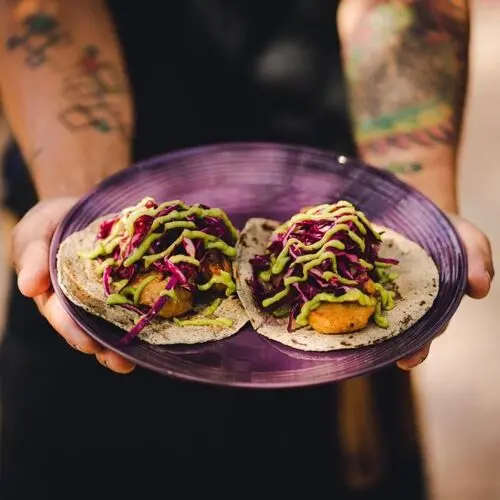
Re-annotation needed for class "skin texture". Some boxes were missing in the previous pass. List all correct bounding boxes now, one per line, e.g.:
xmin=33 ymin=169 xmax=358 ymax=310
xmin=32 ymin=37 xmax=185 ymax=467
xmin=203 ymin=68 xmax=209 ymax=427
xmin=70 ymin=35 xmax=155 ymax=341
xmin=0 ymin=0 xmax=132 ymax=199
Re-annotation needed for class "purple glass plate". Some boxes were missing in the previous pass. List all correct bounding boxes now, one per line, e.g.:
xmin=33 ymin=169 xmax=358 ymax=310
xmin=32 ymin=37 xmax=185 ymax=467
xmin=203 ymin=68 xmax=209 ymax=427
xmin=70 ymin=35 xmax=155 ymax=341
xmin=49 ymin=142 xmax=467 ymax=388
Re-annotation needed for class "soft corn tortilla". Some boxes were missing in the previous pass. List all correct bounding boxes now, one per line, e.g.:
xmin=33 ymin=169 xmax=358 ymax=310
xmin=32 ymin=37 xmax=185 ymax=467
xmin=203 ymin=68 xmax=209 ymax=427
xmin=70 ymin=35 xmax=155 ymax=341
xmin=56 ymin=216 xmax=248 ymax=345
xmin=235 ymin=218 xmax=439 ymax=352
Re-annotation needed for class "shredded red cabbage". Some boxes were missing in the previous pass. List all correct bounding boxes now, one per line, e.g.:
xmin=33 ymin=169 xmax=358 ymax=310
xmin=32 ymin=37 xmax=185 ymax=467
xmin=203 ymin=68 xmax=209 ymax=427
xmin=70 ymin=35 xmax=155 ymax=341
xmin=157 ymin=205 xmax=177 ymax=218
xmin=153 ymin=258 xmax=188 ymax=287
xmin=88 ymin=198 xmax=239 ymax=346
xmin=201 ymin=216 xmax=231 ymax=242
xmin=119 ymin=303 xmax=145 ymax=315
xmin=97 ymin=218 xmax=117 ymax=240
xmin=117 ymin=294 xmax=169 ymax=346
xmin=113 ymin=263 xmax=138 ymax=281
xmin=249 ymin=203 xmax=399 ymax=328
xmin=128 ymin=215 xmax=154 ymax=254
xmin=103 ymin=266 xmax=112 ymax=296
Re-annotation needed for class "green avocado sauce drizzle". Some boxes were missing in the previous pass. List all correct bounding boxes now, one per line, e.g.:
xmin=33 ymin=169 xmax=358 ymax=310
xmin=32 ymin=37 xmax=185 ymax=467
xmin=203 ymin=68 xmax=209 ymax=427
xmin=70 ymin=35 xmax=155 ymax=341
xmin=259 ymin=201 xmax=398 ymax=329
xmin=82 ymin=198 xmax=238 ymax=328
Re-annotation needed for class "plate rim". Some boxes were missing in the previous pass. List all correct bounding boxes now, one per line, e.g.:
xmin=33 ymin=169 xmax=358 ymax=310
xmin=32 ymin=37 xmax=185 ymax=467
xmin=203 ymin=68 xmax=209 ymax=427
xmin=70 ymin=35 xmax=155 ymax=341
xmin=49 ymin=141 xmax=469 ymax=388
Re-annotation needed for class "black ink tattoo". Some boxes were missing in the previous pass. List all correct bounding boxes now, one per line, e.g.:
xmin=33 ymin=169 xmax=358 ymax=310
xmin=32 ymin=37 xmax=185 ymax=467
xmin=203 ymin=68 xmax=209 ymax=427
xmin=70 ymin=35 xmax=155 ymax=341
xmin=59 ymin=45 xmax=129 ymax=138
xmin=6 ymin=12 xmax=69 ymax=68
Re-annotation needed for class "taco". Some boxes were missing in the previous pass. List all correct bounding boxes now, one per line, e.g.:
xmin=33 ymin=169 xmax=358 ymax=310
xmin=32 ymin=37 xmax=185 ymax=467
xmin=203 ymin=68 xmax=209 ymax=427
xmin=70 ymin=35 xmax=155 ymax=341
xmin=235 ymin=201 xmax=439 ymax=352
xmin=56 ymin=197 xmax=248 ymax=346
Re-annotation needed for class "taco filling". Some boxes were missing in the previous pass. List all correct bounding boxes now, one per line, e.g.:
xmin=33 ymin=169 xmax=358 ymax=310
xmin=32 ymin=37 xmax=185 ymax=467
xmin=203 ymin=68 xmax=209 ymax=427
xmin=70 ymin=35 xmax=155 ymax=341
xmin=248 ymin=201 xmax=400 ymax=335
xmin=76 ymin=197 xmax=242 ymax=345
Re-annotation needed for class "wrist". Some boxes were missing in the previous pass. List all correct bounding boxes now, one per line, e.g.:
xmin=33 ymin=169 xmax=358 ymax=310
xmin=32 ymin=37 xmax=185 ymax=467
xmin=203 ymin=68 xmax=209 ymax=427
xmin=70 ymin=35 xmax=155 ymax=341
xmin=28 ymin=143 xmax=130 ymax=200
xmin=359 ymin=147 xmax=459 ymax=214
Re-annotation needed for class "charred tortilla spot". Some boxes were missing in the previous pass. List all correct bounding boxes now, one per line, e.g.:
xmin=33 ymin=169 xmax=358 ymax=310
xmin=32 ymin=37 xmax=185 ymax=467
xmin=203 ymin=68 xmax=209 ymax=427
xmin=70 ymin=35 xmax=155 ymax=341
xmin=240 ymin=233 xmax=249 ymax=248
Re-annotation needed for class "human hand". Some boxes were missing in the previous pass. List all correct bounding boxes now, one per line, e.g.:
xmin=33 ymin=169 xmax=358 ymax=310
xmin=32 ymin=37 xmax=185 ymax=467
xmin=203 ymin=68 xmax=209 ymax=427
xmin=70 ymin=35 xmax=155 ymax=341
xmin=12 ymin=198 xmax=136 ymax=374
xmin=397 ymin=214 xmax=494 ymax=370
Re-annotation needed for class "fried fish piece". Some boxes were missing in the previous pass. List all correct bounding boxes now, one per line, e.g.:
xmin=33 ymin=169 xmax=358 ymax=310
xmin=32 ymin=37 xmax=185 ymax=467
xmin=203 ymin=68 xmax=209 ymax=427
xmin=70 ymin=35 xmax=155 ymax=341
xmin=308 ymin=279 xmax=377 ymax=335
xmin=133 ymin=274 xmax=193 ymax=318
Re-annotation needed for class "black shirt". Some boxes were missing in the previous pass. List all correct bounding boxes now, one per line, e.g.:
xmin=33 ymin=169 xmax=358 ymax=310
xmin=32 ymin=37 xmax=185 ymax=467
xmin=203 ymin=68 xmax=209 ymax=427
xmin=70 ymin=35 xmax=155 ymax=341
xmin=108 ymin=0 xmax=353 ymax=159
xmin=0 ymin=2 xmax=362 ymax=496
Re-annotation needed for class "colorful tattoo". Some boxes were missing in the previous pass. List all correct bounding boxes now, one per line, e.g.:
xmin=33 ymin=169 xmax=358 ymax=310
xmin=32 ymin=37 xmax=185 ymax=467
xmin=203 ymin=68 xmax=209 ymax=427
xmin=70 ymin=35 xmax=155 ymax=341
xmin=344 ymin=0 xmax=469 ymax=158
xmin=5 ymin=11 xmax=69 ymax=68
xmin=59 ymin=45 xmax=128 ymax=138
xmin=385 ymin=162 xmax=423 ymax=174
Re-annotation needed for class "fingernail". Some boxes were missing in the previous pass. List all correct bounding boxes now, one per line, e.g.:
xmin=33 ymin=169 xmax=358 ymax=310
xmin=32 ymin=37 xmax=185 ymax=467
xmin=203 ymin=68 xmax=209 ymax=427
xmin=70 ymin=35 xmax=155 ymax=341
xmin=416 ymin=353 xmax=429 ymax=366
xmin=96 ymin=356 xmax=108 ymax=368
xmin=485 ymin=269 xmax=493 ymax=283
xmin=411 ymin=350 xmax=430 ymax=369
xmin=399 ymin=350 xmax=430 ymax=370
xmin=67 ymin=342 xmax=81 ymax=352
xmin=68 ymin=342 xmax=92 ymax=354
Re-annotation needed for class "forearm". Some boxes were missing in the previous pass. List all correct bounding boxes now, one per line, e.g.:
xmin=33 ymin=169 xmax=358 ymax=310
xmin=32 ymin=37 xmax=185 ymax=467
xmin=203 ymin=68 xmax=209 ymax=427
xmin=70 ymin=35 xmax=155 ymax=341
xmin=0 ymin=0 xmax=133 ymax=199
xmin=340 ymin=0 xmax=470 ymax=213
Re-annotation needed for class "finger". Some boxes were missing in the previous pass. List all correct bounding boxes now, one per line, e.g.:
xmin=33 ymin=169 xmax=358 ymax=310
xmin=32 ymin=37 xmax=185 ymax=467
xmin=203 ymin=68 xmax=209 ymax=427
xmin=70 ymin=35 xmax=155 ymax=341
xmin=12 ymin=198 xmax=77 ymax=297
xmin=397 ymin=342 xmax=431 ymax=370
xmin=42 ymin=293 xmax=104 ymax=355
xmin=96 ymin=351 xmax=136 ymax=374
xmin=451 ymin=216 xmax=494 ymax=299
xmin=17 ymin=239 xmax=53 ymax=297
xmin=43 ymin=294 xmax=135 ymax=373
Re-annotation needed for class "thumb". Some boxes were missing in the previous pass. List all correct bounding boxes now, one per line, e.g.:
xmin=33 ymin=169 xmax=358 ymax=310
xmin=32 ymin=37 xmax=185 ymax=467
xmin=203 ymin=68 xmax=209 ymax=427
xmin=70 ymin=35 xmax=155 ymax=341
xmin=12 ymin=198 xmax=77 ymax=297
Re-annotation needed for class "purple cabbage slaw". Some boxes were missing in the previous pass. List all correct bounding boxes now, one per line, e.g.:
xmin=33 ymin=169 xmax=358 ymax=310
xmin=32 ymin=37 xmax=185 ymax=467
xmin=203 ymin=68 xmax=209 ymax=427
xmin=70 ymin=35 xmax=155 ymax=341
xmin=87 ymin=198 xmax=238 ymax=345
xmin=249 ymin=203 xmax=399 ymax=332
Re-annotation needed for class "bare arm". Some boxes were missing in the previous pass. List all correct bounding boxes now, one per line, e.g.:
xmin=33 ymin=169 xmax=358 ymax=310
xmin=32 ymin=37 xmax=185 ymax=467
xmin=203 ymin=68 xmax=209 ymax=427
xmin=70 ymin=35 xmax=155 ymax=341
xmin=0 ymin=0 xmax=133 ymax=199
xmin=339 ymin=0 xmax=470 ymax=212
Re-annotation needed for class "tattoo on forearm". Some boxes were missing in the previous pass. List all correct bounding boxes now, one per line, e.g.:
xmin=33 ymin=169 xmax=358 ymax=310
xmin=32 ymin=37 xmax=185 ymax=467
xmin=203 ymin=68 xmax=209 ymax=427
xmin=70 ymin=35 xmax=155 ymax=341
xmin=59 ymin=45 xmax=129 ymax=138
xmin=6 ymin=9 xmax=69 ymax=68
xmin=344 ymin=0 xmax=469 ymax=158
xmin=385 ymin=162 xmax=422 ymax=174
xmin=5 ymin=5 xmax=130 ymax=139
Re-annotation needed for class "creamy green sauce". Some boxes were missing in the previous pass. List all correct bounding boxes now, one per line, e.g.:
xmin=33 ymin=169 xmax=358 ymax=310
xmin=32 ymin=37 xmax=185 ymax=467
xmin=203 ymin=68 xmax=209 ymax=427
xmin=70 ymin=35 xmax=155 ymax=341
xmin=198 ymin=270 xmax=236 ymax=297
xmin=295 ymin=289 xmax=377 ymax=327
xmin=257 ymin=201 xmax=397 ymax=329
xmin=83 ymin=198 xmax=238 ymax=317
xmin=142 ymin=230 xmax=236 ymax=269
xmin=159 ymin=289 xmax=178 ymax=300
xmin=203 ymin=298 xmax=223 ymax=316
xmin=133 ymin=275 xmax=157 ymax=304
xmin=106 ymin=293 xmax=132 ymax=305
